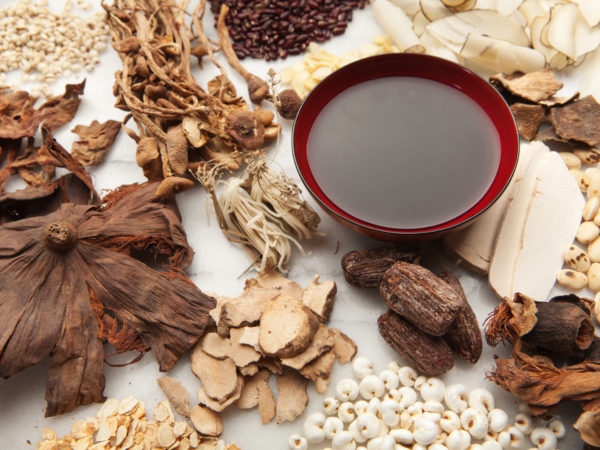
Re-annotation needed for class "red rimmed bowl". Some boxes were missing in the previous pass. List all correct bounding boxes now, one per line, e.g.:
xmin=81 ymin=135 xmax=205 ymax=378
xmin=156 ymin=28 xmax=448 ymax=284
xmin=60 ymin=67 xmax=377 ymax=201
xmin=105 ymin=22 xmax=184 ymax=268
xmin=292 ymin=53 xmax=519 ymax=241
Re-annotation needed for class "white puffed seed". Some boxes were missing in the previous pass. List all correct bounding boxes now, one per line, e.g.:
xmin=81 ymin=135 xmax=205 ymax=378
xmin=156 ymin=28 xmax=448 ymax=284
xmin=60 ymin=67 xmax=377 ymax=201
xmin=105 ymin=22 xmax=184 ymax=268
xmin=423 ymin=401 xmax=445 ymax=414
xmin=488 ymin=408 xmax=509 ymax=433
xmin=555 ymin=268 xmax=588 ymax=290
xmin=547 ymin=418 xmax=566 ymax=439
xmin=589 ymin=263 xmax=600 ymax=291
xmin=440 ymin=410 xmax=461 ymax=433
xmin=359 ymin=375 xmax=386 ymax=400
xmin=444 ymin=384 xmax=469 ymax=413
xmin=578 ymin=221 xmax=600 ymax=244
xmin=588 ymin=175 xmax=600 ymax=198
xmin=397 ymin=387 xmax=418 ymax=409
xmin=460 ymin=408 xmax=489 ymax=440
xmin=530 ymin=427 xmax=557 ymax=450
xmin=354 ymin=400 xmax=369 ymax=416
xmin=559 ymin=151 xmax=581 ymax=170
xmin=338 ymin=402 xmax=356 ymax=423
xmin=446 ymin=429 xmax=471 ymax=450
xmin=324 ymin=416 xmax=345 ymax=440
xmin=337 ymin=378 xmax=360 ymax=402
xmin=584 ymin=197 xmax=600 ymax=221
xmin=367 ymin=398 xmax=381 ymax=416
xmin=352 ymin=357 xmax=375 ymax=380
xmin=388 ymin=428 xmax=412 ymax=445
xmin=324 ymin=397 xmax=340 ymax=415
xmin=397 ymin=366 xmax=418 ymax=387
xmin=378 ymin=370 xmax=400 ymax=391
xmin=412 ymin=417 xmax=440 ymax=446
xmin=368 ymin=435 xmax=395 ymax=450
xmin=332 ymin=430 xmax=356 ymax=450
xmin=420 ymin=378 xmax=445 ymax=403
xmin=468 ymin=388 xmax=494 ymax=413
xmin=563 ymin=245 xmax=592 ymax=272
xmin=356 ymin=413 xmax=381 ymax=439
xmin=589 ymin=236 xmax=600 ymax=262
xmin=348 ymin=419 xmax=367 ymax=444
xmin=498 ymin=426 xmax=525 ymax=449
xmin=513 ymin=413 xmax=533 ymax=435
xmin=379 ymin=399 xmax=401 ymax=427
xmin=288 ymin=434 xmax=308 ymax=449
xmin=386 ymin=361 xmax=401 ymax=373
xmin=480 ymin=440 xmax=502 ymax=450
xmin=428 ymin=444 xmax=448 ymax=450
xmin=303 ymin=412 xmax=326 ymax=443
xmin=422 ymin=411 xmax=441 ymax=423
xmin=414 ymin=376 xmax=427 ymax=391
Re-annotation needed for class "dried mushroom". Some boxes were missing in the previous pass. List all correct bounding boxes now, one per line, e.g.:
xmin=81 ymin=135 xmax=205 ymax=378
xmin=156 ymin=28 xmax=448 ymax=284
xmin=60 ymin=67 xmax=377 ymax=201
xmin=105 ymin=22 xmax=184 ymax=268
xmin=0 ymin=181 xmax=215 ymax=416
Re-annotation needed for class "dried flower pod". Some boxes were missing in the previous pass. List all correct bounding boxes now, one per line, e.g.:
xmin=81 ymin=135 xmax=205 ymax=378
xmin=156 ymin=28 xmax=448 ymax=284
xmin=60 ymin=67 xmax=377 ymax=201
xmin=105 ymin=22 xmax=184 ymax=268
xmin=156 ymin=176 xmax=195 ymax=198
xmin=341 ymin=247 xmax=421 ymax=288
xmin=277 ymin=89 xmax=302 ymax=120
xmin=378 ymin=309 xmax=454 ymax=376
xmin=226 ymin=110 xmax=265 ymax=150
xmin=166 ymin=125 xmax=189 ymax=176
xmin=380 ymin=262 xmax=461 ymax=336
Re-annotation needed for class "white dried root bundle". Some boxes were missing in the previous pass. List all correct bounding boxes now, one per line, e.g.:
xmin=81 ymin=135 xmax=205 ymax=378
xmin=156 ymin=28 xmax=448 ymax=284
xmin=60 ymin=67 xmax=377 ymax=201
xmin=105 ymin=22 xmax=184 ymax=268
xmin=204 ymin=160 xmax=320 ymax=273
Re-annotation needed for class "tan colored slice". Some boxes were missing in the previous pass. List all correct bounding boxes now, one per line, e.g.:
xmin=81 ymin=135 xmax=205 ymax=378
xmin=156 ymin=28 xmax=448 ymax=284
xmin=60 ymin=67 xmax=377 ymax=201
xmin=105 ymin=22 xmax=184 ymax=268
xmin=197 ymin=376 xmax=243 ymax=412
xmin=275 ymin=372 xmax=309 ymax=423
xmin=228 ymin=327 xmax=262 ymax=367
xmin=236 ymin=370 xmax=271 ymax=410
xmin=301 ymin=275 xmax=337 ymax=322
xmin=280 ymin=324 xmax=334 ymax=370
xmin=191 ymin=346 xmax=238 ymax=402
xmin=330 ymin=328 xmax=357 ymax=364
xmin=189 ymin=405 xmax=222 ymax=436
xmin=157 ymin=376 xmax=191 ymax=418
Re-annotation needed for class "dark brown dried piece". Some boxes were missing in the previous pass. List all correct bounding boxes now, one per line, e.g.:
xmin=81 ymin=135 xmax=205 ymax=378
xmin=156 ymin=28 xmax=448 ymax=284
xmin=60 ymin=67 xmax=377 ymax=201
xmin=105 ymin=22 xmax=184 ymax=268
xmin=341 ymin=246 xmax=421 ymax=288
xmin=380 ymin=262 xmax=461 ymax=336
xmin=551 ymin=95 xmax=600 ymax=147
xmin=438 ymin=272 xmax=482 ymax=363
xmin=378 ymin=310 xmax=454 ymax=376
xmin=509 ymin=103 xmax=546 ymax=141
xmin=71 ymin=119 xmax=121 ymax=166
xmin=490 ymin=70 xmax=563 ymax=103
xmin=585 ymin=337 xmax=600 ymax=362
xmin=226 ymin=110 xmax=265 ymax=150
xmin=166 ymin=124 xmax=189 ymax=176
xmin=277 ymin=89 xmax=302 ymax=120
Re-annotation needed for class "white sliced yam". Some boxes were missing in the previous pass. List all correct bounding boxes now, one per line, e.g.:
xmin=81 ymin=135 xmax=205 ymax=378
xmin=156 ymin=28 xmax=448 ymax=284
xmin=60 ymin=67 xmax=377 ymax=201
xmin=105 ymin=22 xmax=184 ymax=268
xmin=442 ymin=0 xmax=467 ymax=6
xmin=372 ymin=0 xmax=424 ymax=52
xmin=574 ymin=12 xmax=600 ymax=59
xmin=548 ymin=52 xmax=571 ymax=70
xmin=578 ymin=46 xmax=600 ymax=102
xmin=390 ymin=0 xmax=421 ymax=18
xmin=489 ymin=141 xmax=550 ymax=300
xmin=426 ymin=19 xmax=468 ymax=53
xmin=475 ymin=0 xmax=523 ymax=16
xmin=512 ymin=152 xmax=585 ymax=300
xmin=443 ymin=139 xmax=542 ymax=275
xmin=546 ymin=3 xmax=578 ymax=59
xmin=420 ymin=30 xmax=461 ymax=62
xmin=420 ymin=0 xmax=452 ymax=21
xmin=572 ymin=0 xmax=600 ymax=27
xmin=518 ymin=0 xmax=548 ymax=26
xmin=530 ymin=15 xmax=559 ymax=63
xmin=412 ymin=10 xmax=430 ymax=37
xmin=461 ymin=34 xmax=546 ymax=74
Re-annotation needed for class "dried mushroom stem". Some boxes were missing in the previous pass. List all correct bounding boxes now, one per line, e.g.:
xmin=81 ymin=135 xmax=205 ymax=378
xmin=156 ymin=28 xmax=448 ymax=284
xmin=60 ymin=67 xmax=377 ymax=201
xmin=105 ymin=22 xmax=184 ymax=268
xmin=217 ymin=4 xmax=269 ymax=104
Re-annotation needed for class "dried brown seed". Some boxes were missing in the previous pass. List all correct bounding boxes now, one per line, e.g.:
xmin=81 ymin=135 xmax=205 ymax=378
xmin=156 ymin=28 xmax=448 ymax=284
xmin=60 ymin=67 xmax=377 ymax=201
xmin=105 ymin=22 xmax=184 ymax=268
xmin=380 ymin=261 xmax=461 ymax=336
xmin=378 ymin=309 xmax=454 ymax=376
xmin=341 ymin=247 xmax=421 ymax=288
xmin=155 ymin=176 xmax=195 ymax=198
xmin=166 ymin=124 xmax=189 ymax=176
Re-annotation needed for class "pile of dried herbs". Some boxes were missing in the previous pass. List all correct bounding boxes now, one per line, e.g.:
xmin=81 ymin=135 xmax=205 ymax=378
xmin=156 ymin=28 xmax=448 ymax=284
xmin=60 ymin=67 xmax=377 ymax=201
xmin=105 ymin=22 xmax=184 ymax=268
xmin=485 ymin=293 xmax=600 ymax=447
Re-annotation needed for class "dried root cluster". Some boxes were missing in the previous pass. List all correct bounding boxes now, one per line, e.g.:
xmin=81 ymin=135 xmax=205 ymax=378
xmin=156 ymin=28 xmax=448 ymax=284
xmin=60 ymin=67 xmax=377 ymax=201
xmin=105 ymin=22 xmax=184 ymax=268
xmin=186 ymin=271 xmax=356 ymax=426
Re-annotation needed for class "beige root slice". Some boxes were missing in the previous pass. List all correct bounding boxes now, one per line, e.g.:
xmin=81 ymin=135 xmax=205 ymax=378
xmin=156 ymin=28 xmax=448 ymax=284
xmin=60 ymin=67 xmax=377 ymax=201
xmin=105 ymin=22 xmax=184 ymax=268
xmin=189 ymin=404 xmax=223 ymax=437
xmin=280 ymin=324 xmax=335 ymax=371
xmin=201 ymin=332 xmax=231 ymax=359
xmin=301 ymin=274 xmax=337 ymax=322
xmin=331 ymin=328 xmax=358 ymax=364
xmin=229 ymin=327 xmax=262 ymax=367
xmin=237 ymin=326 xmax=260 ymax=352
xmin=256 ymin=270 xmax=303 ymax=299
xmin=275 ymin=371 xmax=309 ymax=423
xmin=236 ymin=370 xmax=271 ymax=410
xmin=157 ymin=376 xmax=191 ymax=418
xmin=197 ymin=375 xmax=244 ymax=413
xmin=239 ymin=363 xmax=259 ymax=377
xmin=191 ymin=346 xmax=238 ymax=402
xmin=300 ymin=350 xmax=336 ymax=394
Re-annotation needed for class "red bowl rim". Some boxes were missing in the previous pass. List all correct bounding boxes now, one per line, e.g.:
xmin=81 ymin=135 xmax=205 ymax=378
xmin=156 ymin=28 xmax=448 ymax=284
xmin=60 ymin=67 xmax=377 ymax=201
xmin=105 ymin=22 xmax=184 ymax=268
xmin=292 ymin=53 xmax=519 ymax=236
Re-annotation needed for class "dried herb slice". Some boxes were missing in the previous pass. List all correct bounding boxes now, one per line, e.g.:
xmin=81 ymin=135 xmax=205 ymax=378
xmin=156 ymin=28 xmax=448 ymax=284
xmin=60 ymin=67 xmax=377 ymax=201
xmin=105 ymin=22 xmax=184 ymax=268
xmin=510 ymin=103 xmax=546 ymax=141
xmin=71 ymin=119 xmax=121 ymax=166
xmin=551 ymin=95 xmax=600 ymax=147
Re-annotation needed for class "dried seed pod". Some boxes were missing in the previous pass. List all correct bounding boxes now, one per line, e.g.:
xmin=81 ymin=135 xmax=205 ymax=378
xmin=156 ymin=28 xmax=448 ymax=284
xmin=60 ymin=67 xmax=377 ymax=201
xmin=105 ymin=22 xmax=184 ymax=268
xmin=380 ymin=262 xmax=462 ymax=336
xmin=341 ymin=247 xmax=421 ymax=288
xmin=438 ymin=272 xmax=482 ymax=364
xmin=277 ymin=89 xmax=302 ymax=120
xmin=378 ymin=309 xmax=454 ymax=376
xmin=166 ymin=125 xmax=189 ymax=176
xmin=226 ymin=110 xmax=265 ymax=150
xmin=156 ymin=176 xmax=195 ymax=198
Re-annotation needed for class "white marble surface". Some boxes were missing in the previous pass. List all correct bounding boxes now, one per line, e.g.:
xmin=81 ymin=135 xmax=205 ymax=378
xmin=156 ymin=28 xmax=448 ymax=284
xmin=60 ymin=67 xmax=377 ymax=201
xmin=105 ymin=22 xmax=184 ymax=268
xmin=0 ymin=1 xmax=592 ymax=449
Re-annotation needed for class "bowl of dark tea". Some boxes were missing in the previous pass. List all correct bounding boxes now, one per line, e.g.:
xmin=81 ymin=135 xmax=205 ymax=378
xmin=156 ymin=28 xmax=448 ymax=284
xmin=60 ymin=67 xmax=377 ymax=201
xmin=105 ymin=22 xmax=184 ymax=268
xmin=292 ymin=53 xmax=519 ymax=241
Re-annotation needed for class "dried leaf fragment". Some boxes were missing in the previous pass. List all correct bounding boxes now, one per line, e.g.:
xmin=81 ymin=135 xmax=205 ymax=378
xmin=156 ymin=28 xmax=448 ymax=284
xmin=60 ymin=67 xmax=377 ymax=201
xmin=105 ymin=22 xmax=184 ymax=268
xmin=275 ymin=371 xmax=308 ymax=423
xmin=70 ymin=119 xmax=121 ymax=166
xmin=157 ymin=376 xmax=191 ymax=418
xmin=190 ymin=405 xmax=222 ymax=437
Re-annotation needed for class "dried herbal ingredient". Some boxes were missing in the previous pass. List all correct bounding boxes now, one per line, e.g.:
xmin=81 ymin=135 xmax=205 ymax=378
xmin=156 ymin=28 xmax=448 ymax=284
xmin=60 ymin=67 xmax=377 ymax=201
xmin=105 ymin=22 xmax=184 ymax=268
xmin=70 ymin=119 xmax=121 ymax=166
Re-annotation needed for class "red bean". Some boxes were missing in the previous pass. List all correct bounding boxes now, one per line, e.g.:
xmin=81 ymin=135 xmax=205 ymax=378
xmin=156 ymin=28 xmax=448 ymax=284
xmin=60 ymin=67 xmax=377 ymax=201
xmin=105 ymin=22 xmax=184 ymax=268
xmin=209 ymin=0 xmax=365 ymax=60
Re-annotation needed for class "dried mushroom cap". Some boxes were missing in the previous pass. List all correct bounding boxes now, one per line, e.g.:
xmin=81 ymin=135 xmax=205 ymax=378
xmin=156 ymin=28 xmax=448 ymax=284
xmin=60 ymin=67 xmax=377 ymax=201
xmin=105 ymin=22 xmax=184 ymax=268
xmin=277 ymin=89 xmax=302 ymax=120
xmin=226 ymin=110 xmax=265 ymax=150
xmin=190 ymin=405 xmax=223 ymax=437
xmin=275 ymin=371 xmax=309 ymax=423
xmin=156 ymin=176 xmax=195 ymax=198
xmin=551 ymin=95 xmax=600 ymax=147
xmin=157 ymin=376 xmax=191 ymax=418
xmin=509 ymin=103 xmax=546 ymax=141
xmin=182 ymin=116 xmax=209 ymax=148
xmin=490 ymin=69 xmax=563 ymax=103
xmin=166 ymin=124 xmax=189 ymax=176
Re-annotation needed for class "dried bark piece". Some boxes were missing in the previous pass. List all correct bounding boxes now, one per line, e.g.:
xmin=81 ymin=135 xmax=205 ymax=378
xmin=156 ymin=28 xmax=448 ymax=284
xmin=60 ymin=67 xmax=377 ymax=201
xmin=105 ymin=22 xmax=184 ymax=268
xmin=256 ymin=270 xmax=303 ymax=299
xmin=70 ymin=119 xmax=121 ymax=166
xmin=228 ymin=327 xmax=261 ymax=367
xmin=536 ymin=123 xmax=571 ymax=143
xmin=380 ymin=262 xmax=461 ymax=336
xmin=301 ymin=274 xmax=336 ymax=322
xmin=166 ymin=124 xmax=189 ymax=176
xmin=197 ymin=375 xmax=244 ymax=413
xmin=551 ymin=96 xmax=600 ymax=147
xmin=236 ymin=370 xmax=270 ymax=410
xmin=378 ymin=310 xmax=454 ymax=376
xmin=509 ymin=103 xmax=546 ymax=141
xmin=191 ymin=346 xmax=238 ymax=402
xmin=341 ymin=247 xmax=421 ymax=288
xmin=275 ymin=371 xmax=309 ymax=423
xmin=259 ymin=295 xmax=319 ymax=358
xmin=330 ymin=328 xmax=357 ymax=364
xmin=201 ymin=332 xmax=231 ymax=359
xmin=299 ymin=350 xmax=336 ymax=394
xmin=490 ymin=70 xmax=563 ymax=103
xmin=189 ymin=405 xmax=222 ymax=437
xmin=574 ymin=411 xmax=600 ymax=447
xmin=439 ymin=272 xmax=482 ymax=364
xmin=157 ymin=376 xmax=190 ymax=418
xmin=280 ymin=324 xmax=334 ymax=370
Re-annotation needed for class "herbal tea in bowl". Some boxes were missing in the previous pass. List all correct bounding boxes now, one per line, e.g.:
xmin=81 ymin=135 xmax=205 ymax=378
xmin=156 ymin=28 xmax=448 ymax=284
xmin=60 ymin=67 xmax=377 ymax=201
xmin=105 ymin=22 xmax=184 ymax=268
xmin=292 ymin=53 xmax=519 ymax=241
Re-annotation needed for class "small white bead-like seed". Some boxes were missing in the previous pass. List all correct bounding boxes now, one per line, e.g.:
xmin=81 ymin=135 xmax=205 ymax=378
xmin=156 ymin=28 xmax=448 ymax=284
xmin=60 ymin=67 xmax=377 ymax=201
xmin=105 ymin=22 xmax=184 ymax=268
xmin=386 ymin=361 xmax=401 ymax=373
xmin=352 ymin=356 xmax=375 ymax=380
xmin=412 ymin=417 xmax=440 ymax=446
xmin=338 ymin=402 xmax=356 ymax=423
xmin=378 ymin=369 xmax=400 ymax=391
xmin=498 ymin=426 xmax=525 ymax=449
xmin=356 ymin=413 xmax=380 ymax=439
xmin=513 ymin=412 xmax=533 ymax=434
xmin=359 ymin=375 xmax=386 ymax=400
xmin=589 ymin=236 xmax=600 ymax=262
xmin=460 ymin=408 xmax=489 ymax=440
xmin=303 ymin=412 xmax=326 ymax=443
xmin=584 ymin=197 xmax=600 ymax=221
xmin=354 ymin=400 xmax=369 ymax=416
xmin=379 ymin=399 xmax=400 ymax=427
xmin=547 ymin=418 xmax=565 ymax=438
xmin=288 ymin=434 xmax=308 ymax=449
xmin=488 ymin=408 xmax=509 ymax=433
xmin=480 ymin=440 xmax=502 ymax=450
xmin=323 ymin=397 xmax=340 ymax=415
xmin=414 ymin=376 xmax=427 ymax=391
xmin=389 ymin=428 xmax=413 ymax=445
xmin=446 ymin=428 xmax=470 ymax=450
xmin=428 ymin=444 xmax=448 ymax=450
xmin=555 ymin=268 xmax=588 ymax=290
xmin=563 ymin=245 xmax=592 ymax=272
xmin=348 ymin=419 xmax=367 ymax=444
xmin=440 ymin=410 xmax=461 ymax=433
xmin=397 ymin=387 xmax=418 ymax=409
xmin=468 ymin=388 xmax=494 ymax=413
xmin=530 ymin=427 xmax=557 ymax=450
xmin=423 ymin=401 xmax=445 ymax=414
xmin=444 ymin=384 xmax=469 ymax=413
xmin=331 ymin=430 xmax=356 ymax=450
xmin=422 ymin=411 xmax=441 ymax=423
xmin=367 ymin=397 xmax=381 ymax=416
xmin=589 ymin=263 xmax=600 ymax=291
xmin=577 ymin=221 xmax=600 ymax=244
xmin=336 ymin=378 xmax=360 ymax=402
xmin=324 ymin=416 xmax=344 ymax=440
xmin=421 ymin=378 xmax=445 ymax=403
